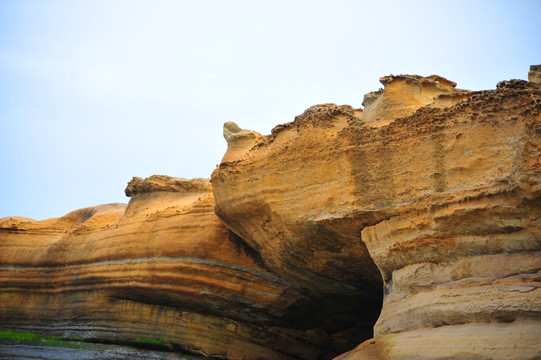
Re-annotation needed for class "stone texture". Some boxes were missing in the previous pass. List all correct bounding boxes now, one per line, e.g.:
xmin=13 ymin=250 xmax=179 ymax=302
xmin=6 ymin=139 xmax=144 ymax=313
xmin=361 ymin=74 xmax=471 ymax=127
xmin=211 ymin=74 xmax=472 ymax=296
xmin=124 ymin=175 xmax=212 ymax=196
xmin=0 ymin=176 xmax=373 ymax=359
xmin=529 ymin=64 xmax=541 ymax=84
xmin=335 ymin=321 xmax=541 ymax=360
xmin=339 ymin=80 xmax=541 ymax=358
xmin=1 ymin=70 xmax=540 ymax=359
xmin=221 ymin=121 xmax=263 ymax=163
xmin=211 ymin=76 xmax=541 ymax=359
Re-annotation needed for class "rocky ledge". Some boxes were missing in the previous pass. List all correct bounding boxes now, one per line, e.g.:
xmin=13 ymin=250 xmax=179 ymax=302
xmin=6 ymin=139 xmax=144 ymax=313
xmin=125 ymin=175 xmax=212 ymax=196
xmin=1 ymin=69 xmax=540 ymax=359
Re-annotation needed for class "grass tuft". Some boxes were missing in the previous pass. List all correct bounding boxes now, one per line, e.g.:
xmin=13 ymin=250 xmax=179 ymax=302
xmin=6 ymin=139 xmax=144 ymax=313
xmin=134 ymin=337 xmax=164 ymax=346
xmin=0 ymin=330 xmax=38 ymax=341
xmin=0 ymin=330 xmax=85 ymax=349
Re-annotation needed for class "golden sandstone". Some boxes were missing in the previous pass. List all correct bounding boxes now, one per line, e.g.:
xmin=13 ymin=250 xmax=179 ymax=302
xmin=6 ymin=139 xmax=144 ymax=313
xmin=1 ymin=70 xmax=540 ymax=359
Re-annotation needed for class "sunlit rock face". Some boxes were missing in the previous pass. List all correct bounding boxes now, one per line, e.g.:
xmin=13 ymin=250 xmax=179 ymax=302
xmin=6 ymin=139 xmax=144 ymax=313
xmin=0 ymin=176 xmax=378 ymax=359
xmin=529 ymin=64 xmax=541 ymax=84
xmin=334 ymin=79 xmax=541 ymax=359
xmin=1 ymin=72 xmax=540 ymax=360
xmin=212 ymin=75 xmax=469 ymax=293
xmin=212 ymin=76 xmax=541 ymax=359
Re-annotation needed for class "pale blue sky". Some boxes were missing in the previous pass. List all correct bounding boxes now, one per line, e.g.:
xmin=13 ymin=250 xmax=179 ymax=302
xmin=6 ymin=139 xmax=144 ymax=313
xmin=1 ymin=0 xmax=540 ymax=220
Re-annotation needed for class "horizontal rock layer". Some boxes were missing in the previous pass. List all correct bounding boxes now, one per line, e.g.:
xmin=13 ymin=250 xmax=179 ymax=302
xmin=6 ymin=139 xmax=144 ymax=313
xmin=1 ymin=72 xmax=540 ymax=359
xmin=0 ymin=177 xmax=374 ymax=359
xmin=211 ymin=77 xmax=541 ymax=359
xmin=337 ymin=80 xmax=541 ymax=358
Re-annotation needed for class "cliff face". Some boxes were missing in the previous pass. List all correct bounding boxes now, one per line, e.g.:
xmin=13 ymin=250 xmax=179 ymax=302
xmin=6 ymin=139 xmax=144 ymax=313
xmin=212 ymin=76 xmax=541 ymax=359
xmin=211 ymin=75 xmax=470 ymax=293
xmin=328 ymin=79 xmax=541 ymax=359
xmin=0 ymin=176 xmax=375 ymax=359
xmin=1 ymin=71 xmax=540 ymax=360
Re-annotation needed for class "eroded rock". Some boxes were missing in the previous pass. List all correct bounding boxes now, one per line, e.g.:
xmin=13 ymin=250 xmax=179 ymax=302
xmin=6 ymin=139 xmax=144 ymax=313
xmin=336 ymin=79 xmax=541 ymax=359
xmin=360 ymin=74 xmax=471 ymax=127
xmin=125 ymin=175 xmax=211 ymax=197
xmin=221 ymin=122 xmax=263 ymax=163
xmin=212 ymin=76 xmax=541 ymax=359
xmin=529 ymin=64 xmax=541 ymax=84
xmin=0 ymin=176 xmax=373 ymax=359
xmin=1 ymin=71 xmax=540 ymax=359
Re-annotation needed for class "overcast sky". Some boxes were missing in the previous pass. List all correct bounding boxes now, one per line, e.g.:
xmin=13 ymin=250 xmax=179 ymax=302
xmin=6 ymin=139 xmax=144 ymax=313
xmin=1 ymin=0 xmax=540 ymax=220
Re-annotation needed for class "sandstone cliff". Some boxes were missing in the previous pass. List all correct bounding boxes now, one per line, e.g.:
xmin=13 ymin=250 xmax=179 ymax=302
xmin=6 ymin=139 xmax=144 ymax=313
xmin=0 ymin=176 xmax=375 ymax=359
xmin=212 ymin=75 xmax=541 ymax=359
xmin=1 ymin=70 xmax=540 ymax=359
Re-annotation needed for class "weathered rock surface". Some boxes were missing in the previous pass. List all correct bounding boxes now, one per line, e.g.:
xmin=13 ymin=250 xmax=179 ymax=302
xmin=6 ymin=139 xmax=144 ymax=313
xmin=1 ymin=70 xmax=540 ymax=359
xmin=212 ymin=75 xmax=541 ymax=359
xmin=211 ymin=74 xmax=471 ymax=298
xmin=361 ymin=74 xmax=471 ymax=127
xmin=0 ymin=343 xmax=203 ymax=360
xmin=0 ymin=176 xmax=373 ymax=359
xmin=334 ymin=77 xmax=541 ymax=360
xmin=529 ymin=64 xmax=541 ymax=84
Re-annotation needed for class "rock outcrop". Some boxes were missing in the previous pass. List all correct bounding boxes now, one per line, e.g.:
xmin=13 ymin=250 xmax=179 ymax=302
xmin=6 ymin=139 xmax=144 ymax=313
xmin=361 ymin=74 xmax=471 ymax=127
xmin=529 ymin=65 xmax=541 ymax=84
xmin=212 ymin=75 xmax=541 ymax=359
xmin=333 ymin=79 xmax=541 ymax=359
xmin=124 ymin=175 xmax=212 ymax=196
xmin=1 ymin=69 xmax=540 ymax=359
xmin=0 ymin=176 xmax=376 ymax=359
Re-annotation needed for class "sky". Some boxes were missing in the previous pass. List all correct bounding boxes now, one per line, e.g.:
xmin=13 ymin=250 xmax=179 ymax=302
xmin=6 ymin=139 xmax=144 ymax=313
xmin=1 ymin=0 xmax=540 ymax=220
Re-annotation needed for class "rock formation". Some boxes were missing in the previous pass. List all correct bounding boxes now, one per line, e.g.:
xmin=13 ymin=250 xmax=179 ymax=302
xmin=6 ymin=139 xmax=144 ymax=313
xmin=0 ymin=175 xmax=377 ymax=359
xmin=529 ymin=65 xmax=541 ymax=84
xmin=328 ymin=79 xmax=541 ymax=359
xmin=212 ymin=75 xmax=541 ymax=359
xmin=1 ymin=69 xmax=540 ymax=359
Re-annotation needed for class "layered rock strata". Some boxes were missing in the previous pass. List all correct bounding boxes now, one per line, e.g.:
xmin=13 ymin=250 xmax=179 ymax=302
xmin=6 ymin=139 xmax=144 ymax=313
xmin=0 ymin=176 xmax=375 ymax=359
xmin=212 ymin=76 xmax=541 ymax=359
xmin=211 ymin=74 xmax=471 ymax=300
xmin=1 ymin=71 xmax=540 ymax=359
xmin=336 ymin=79 xmax=541 ymax=360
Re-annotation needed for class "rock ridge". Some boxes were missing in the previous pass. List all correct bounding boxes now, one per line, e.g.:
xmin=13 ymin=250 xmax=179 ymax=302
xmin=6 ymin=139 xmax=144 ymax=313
xmin=125 ymin=175 xmax=211 ymax=197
